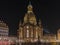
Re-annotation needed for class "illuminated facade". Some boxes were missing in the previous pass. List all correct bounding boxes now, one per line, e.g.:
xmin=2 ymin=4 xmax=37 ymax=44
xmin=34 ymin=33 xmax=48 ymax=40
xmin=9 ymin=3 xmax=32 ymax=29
xmin=18 ymin=2 xmax=43 ymax=42
xmin=0 ymin=20 xmax=17 ymax=45
xmin=0 ymin=20 xmax=9 ymax=36
xmin=43 ymin=34 xmax=56 ymax=42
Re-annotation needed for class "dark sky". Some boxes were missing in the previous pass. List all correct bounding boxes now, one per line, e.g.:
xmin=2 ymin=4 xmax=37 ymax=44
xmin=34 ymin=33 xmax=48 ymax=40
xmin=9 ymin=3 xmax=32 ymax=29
xmin=0 ymin=0 xmax=59 ymax=36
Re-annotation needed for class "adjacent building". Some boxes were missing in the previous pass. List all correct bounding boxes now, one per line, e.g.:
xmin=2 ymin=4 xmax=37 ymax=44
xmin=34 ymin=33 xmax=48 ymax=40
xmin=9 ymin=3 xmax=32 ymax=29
xmin=0 ymin=20 xmax=9 ymax=36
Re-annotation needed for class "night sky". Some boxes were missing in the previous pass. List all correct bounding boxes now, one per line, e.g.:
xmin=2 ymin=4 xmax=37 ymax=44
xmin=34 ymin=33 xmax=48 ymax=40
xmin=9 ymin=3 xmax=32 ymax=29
xmin=0 ymin=0 xmax=59 ymax=36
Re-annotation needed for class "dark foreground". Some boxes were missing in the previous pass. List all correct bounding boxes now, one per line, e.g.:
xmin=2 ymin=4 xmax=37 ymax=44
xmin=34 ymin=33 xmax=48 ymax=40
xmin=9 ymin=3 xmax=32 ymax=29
xmin=11 ymin=42 xmax=60 ymax=45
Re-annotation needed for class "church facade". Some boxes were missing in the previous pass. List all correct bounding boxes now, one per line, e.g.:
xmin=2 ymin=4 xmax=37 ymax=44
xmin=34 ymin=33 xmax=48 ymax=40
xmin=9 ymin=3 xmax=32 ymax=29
xmin=18 ymin=2 xmax=43 ymax=43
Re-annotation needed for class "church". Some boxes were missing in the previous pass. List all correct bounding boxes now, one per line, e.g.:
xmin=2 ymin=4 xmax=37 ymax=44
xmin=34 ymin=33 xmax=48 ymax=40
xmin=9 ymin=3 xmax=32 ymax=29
xmin=18 ymin=1 xmax=43 ymax=43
